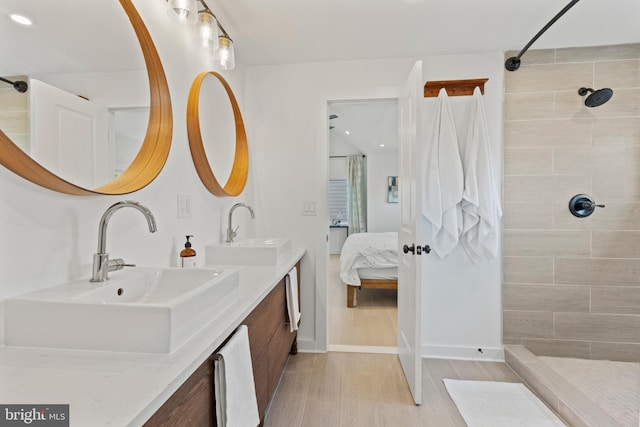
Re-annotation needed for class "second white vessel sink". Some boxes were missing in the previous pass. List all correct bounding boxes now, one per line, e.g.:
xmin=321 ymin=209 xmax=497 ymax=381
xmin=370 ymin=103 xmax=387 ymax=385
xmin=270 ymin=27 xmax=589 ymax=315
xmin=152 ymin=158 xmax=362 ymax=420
xmin=3 ymin=267 xmax=239 ymax=353
xmin=206 ymin=238 xmax=292 ymax=266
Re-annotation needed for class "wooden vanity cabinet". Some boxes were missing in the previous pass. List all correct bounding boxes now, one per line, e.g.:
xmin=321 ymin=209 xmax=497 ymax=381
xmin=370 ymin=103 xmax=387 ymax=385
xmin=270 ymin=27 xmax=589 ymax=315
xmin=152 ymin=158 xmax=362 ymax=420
xmin=144 ymin=262 xmax=300 ymax=427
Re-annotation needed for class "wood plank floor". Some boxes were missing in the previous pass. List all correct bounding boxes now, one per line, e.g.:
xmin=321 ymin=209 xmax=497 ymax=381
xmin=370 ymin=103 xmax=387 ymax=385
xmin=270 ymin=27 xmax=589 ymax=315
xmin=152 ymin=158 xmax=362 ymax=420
xmin=328 ymin=255 xmax=397 ymax=347
xmin=264 ymin=352 xmax=525 ymax=427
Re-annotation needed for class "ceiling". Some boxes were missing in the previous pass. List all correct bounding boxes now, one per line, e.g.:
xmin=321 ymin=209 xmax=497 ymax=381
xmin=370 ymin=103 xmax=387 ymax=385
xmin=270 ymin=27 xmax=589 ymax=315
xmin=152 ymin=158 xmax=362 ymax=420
xmin=329 ymin=101 xmax=398 ymax=156
xmin=1 ymin=0 xmax=639 ymax=76
xmin=217 ymin=0 xmax=640 ymax=66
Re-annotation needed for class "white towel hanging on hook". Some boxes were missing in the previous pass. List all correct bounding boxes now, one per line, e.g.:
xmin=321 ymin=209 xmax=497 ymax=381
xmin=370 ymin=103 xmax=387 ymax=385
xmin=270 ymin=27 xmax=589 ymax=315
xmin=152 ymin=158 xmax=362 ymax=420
xmin=421 ymin=88 xmax=464 ymax=257
xmin=459 ymin=86 xmax=502 ymax=263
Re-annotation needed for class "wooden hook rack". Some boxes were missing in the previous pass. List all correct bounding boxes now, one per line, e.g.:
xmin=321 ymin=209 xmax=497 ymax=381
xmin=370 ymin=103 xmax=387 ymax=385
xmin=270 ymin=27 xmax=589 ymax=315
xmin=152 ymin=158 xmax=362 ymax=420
xmin=424 ymin=78 xmax=489 ymax=98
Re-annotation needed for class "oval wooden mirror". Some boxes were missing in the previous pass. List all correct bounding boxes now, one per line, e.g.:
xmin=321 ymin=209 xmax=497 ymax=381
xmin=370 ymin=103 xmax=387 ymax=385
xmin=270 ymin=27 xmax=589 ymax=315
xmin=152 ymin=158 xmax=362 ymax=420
xmin=0 ymin=0 xmax=172 ymax=195
xmin=187 ymin=71 xmax=248 ymax=197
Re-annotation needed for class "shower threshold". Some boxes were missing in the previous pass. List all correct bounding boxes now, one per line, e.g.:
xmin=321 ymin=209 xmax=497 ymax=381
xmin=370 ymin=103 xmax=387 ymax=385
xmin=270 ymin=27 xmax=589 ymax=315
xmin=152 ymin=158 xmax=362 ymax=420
xmin=504 ymin=345 xmax=633 ymax=427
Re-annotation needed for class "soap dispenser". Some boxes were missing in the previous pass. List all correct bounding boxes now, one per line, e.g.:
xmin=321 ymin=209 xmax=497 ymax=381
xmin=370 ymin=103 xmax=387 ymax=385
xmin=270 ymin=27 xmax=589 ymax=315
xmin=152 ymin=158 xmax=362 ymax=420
xmin=180 ymin=235 xmax=197 ymax=268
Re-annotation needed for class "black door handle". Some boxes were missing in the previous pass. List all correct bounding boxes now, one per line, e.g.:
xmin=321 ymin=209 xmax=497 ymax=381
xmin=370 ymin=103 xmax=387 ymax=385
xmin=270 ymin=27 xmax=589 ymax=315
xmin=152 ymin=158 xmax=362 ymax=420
xmin=403 ymin=244 xmax=431 ymax=255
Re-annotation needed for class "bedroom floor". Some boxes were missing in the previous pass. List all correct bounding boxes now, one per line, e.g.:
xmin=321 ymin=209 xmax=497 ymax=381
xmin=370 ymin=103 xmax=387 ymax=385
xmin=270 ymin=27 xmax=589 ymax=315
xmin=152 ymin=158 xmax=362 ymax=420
xmin=264 ymin=353 xmax=530 ymax=427
xmin=328 ymin=255 xmax=397 ymax=348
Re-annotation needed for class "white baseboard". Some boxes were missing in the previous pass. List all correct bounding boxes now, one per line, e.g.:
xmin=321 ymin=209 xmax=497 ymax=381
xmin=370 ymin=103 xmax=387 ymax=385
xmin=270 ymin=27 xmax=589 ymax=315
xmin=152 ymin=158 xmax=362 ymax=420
xmin=296 ymin=338 xmax=325 ymax=353
xmin=422 ymin=344 xmax=504 ymax=362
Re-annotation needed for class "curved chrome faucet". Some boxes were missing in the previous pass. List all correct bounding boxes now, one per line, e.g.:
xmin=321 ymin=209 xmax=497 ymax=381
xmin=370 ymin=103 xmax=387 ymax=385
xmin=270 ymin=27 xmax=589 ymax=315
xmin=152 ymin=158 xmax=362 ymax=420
xmin=226 ymin=203 xmax=255 ymax=243
xmin=91 ymin=201 xmax=157 ymax=282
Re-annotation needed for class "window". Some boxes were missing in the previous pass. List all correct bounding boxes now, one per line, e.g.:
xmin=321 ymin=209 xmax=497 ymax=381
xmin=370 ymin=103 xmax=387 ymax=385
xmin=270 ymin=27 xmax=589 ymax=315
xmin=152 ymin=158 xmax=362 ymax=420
xmin=329 ymin=179 xmax=347 ymax=224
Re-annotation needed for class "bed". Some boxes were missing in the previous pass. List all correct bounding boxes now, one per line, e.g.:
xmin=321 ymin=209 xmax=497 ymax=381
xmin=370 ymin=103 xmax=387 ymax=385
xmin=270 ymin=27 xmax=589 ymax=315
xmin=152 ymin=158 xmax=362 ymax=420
xmin=339 ymin=232 xmax=399 ymax=307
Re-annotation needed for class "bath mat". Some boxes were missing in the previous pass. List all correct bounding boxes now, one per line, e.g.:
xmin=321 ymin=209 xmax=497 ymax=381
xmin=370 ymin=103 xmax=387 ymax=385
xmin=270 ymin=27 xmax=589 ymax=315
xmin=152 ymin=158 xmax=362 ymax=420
xmin=443 ymin=379 xmax=566 ymax=427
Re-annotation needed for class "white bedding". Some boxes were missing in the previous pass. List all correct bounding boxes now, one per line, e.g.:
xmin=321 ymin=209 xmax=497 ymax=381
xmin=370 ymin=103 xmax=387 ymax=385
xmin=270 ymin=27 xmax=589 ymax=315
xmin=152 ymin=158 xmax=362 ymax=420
xmin=339 ymin=232 xmax=399 ymax=286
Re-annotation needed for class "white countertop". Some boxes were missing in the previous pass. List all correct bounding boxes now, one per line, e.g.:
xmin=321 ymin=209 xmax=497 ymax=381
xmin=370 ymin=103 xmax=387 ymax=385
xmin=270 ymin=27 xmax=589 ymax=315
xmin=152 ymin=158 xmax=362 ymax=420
xmin=0 ymin=247 xmax=305 ymax=426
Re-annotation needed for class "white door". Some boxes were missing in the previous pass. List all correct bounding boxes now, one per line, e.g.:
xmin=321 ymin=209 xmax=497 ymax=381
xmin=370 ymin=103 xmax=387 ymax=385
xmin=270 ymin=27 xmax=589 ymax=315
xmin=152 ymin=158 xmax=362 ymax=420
xmin=397 ymin=61 xmax=425 ymax=405
xmin=30 ymin=79 xmax=109 ymax=188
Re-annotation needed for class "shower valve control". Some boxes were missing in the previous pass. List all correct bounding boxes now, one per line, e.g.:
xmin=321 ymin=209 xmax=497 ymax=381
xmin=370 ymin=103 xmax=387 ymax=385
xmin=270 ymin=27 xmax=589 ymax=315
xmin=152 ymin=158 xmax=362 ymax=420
xmin=569 ymin=194 xmax=605 ymax=218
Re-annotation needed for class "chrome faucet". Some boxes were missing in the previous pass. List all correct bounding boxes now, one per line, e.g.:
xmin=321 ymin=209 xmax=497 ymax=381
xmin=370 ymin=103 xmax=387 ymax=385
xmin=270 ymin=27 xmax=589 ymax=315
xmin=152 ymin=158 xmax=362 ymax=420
xmin=226 ymin=203 xmax=255 ymax=243
xmin=91 ymin=201 xmax=157 ymax=282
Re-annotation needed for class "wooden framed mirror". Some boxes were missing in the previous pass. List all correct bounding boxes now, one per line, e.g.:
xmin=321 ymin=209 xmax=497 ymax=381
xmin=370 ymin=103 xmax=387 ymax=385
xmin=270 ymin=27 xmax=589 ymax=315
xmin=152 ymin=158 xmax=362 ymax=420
xmin=0 ymin=0 xmax=172 ymax=195
xmin=186 ymin=71 xmax=248 ymax=197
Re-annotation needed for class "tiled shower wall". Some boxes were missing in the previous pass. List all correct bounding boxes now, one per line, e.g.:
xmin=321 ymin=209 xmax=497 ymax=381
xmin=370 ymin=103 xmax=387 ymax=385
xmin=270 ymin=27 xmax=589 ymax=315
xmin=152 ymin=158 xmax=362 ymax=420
xmin=0 ymin=75 xmax=29 ymax=151
xmin=503 ymin=43 xmax=640 ymax=362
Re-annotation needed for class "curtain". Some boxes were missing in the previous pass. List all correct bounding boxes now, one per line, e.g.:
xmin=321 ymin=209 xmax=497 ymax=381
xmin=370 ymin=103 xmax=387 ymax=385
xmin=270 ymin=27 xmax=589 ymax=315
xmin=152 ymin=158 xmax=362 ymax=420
xmin=347 ymin=155 xmax=367 ymax=233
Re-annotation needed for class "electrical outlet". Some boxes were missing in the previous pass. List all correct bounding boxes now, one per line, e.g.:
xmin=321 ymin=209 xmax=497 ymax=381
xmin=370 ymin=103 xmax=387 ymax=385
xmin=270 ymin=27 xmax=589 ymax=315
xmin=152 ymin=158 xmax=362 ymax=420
xmin=178 ymin=194 xmax=192 ymax=218
xmin=302 ymin=200 xmax=316 ymax=216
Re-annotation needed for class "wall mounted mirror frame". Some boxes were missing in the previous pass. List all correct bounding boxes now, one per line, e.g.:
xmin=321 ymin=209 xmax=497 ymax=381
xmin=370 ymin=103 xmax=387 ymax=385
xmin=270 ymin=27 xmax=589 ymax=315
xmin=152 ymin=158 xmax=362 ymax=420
xmin=187 ymin=71 xmax=248 ymax=197
xmin=0 ymin=0 xmax=172 ymax=195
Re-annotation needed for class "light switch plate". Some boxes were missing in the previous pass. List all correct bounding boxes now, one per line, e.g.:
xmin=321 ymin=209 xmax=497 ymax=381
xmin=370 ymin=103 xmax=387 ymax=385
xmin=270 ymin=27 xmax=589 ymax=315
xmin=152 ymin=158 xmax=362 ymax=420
xmin=302 ymin=200 xmax=316 ymax=216
xmin=178 ymin=194 xmax=192 ymax=218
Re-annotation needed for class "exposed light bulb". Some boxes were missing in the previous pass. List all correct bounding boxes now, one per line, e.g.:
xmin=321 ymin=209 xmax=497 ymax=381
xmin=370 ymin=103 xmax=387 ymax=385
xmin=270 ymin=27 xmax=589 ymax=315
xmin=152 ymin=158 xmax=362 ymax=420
xmin=345 ymin=131 xmax=350 ymax=135
xmin=215 ymin=35 xmax=235 ymax=70
xmin=197 ymin=10 xmax=218 ymax=49
xmin=379 ymin=144 xmax=385 ymax=147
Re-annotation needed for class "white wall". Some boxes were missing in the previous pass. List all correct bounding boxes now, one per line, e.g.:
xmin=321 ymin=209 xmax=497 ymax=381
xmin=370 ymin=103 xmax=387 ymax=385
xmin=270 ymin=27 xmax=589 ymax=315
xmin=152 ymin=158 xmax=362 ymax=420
xmin=420 ymin=53 xmax=504 ymax=360
xmin=245 ymin=53 xmax=504 ymax=358
xmin=0 ymin=1 xmax=254 ymax=301
xmin=367 ymin=150 xmax=399 ymax=233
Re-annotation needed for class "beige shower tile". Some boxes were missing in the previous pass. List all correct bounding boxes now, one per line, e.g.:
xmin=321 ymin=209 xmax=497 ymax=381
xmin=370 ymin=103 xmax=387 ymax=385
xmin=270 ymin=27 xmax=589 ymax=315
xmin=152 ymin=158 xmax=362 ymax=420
xmin=555 ymin=43 xmax=640 ymax=63
xmin=592 ymin=286 xmax=640 ymax=315
xmin=555 ymin=312 xmax=640 ymax=342
xmin=503 ymin=175 xmax=590 ymax=204
xmin=504 ymin=230 xmax=590 ymax=257
xmin=595 ymin=59 xmax=640 ymax=89
xmin=557 ymin=88 xmax=640 ymax=118
xmin=555 ymin=258 xmax=640 ymax=286
xmin=503 ymin=284 xmax=589 ymax=312
xmin=553 ymin=147 xmax=593 ymax=175
xmin=520 ymin=339 xmax=591 ymax=359
xmin=503 ymin=203 xmax=553 ymax=230
xmin=590 ymin=145 xmax=640 ymax=175
xmin=504 ymin=49 xmax=555 ymax=66
xmin=504 ymin=119 xmax=593 ymax=148
xmin=503 ymin=310 xmax=554 ymax=339
xmin=0 ymin=89 xmax=28 ymax=111
xmin=503 ymin=256 xmax=554 ymax=284
xmin=591 ymin=341 xmax=640 ymax=362
xmin=0 ymin=112 xmax=28 ymax=134
xmin=592 ymin=230 xmax=640 ymax=258
xmin=504 ymin=148 xmax=552 ymax=175
xmin=593 ymin=117 xmax=640 ymax=145
xmin=555 ymin=202 xmax=640 ymax=231
xmin=504 ymin=92 xmax=555 ymax=121
xmin=593 ymin=173 xmax=640 ymax=203
xmin=505 ymin=63 xmax=593 ymax=94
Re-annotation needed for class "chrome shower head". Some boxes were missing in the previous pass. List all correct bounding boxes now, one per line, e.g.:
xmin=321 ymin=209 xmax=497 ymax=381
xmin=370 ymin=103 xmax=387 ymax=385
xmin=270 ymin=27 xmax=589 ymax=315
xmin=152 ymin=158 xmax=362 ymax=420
xmin=578 ymin=87 xmax=613 ymax=107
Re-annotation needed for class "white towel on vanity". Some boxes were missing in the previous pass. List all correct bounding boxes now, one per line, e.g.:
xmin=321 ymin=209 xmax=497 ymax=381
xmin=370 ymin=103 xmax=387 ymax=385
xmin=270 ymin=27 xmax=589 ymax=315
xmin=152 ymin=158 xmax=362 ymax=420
xmin=421 ymin=88 xmax=464 ymax=257
xmin=285 ymin=266 xmax=301 ymax=332
xmin=460 ymin=87 xmax=502 ymax=263
xmin=214 ymin=325 xmax=259 ymax=427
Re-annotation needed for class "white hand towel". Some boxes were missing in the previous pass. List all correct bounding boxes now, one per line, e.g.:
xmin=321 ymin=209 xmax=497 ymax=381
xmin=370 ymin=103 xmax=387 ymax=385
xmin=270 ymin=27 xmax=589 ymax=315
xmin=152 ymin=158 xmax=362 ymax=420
xmin=421 ymin=88 xmax=464 ymax=257
xmin=460 ymin=87 xmax=502 ymax=263
xmin=214 ymin=325 xmax=260 ymax=427
xmin=285 ymin=266 xmax=301 ymax=332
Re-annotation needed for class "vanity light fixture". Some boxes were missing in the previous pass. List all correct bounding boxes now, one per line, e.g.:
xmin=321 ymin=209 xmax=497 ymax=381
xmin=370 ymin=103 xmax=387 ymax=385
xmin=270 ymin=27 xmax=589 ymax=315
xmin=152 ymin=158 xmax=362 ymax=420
xmin=166 ymin=0 xmax=235 ymax=70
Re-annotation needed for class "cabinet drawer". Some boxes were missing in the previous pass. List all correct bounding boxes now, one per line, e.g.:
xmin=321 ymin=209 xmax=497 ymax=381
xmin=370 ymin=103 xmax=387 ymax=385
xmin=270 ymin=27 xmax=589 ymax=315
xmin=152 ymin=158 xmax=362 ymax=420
xmin=267 ymin=322 xmax=296 ymax=398
xmin=244 ymin=283 xmax=285 ymax=353
xmin=143 ymin=359 xmax=214 ymax=426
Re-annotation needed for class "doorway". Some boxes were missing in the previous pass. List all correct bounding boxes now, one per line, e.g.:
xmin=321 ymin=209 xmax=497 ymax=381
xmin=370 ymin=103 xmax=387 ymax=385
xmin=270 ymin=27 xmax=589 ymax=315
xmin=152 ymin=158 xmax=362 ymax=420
xmin=326 ymin=99 xmax=400 ymax=352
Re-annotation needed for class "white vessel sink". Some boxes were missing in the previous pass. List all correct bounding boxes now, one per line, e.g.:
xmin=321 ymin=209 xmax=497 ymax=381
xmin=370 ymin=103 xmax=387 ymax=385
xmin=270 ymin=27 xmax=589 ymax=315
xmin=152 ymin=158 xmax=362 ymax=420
xmin=3 ymin=267 xmax=239 ymax=353
xmin=206 ymin=238 xmax=292 ymax=266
